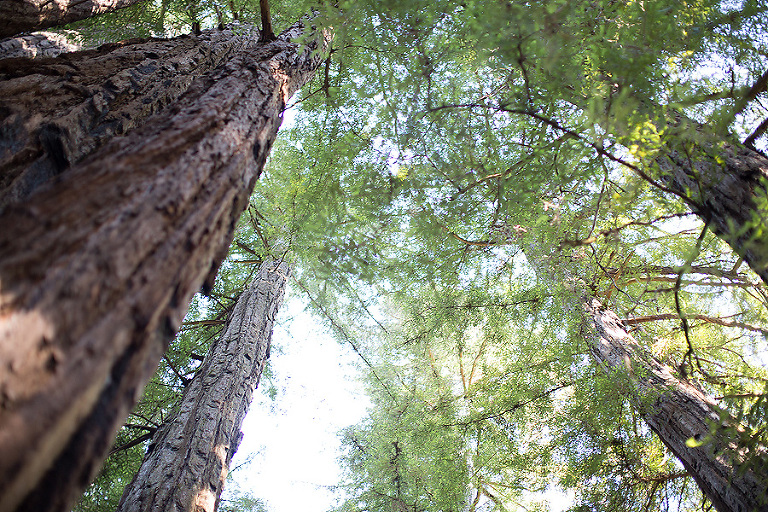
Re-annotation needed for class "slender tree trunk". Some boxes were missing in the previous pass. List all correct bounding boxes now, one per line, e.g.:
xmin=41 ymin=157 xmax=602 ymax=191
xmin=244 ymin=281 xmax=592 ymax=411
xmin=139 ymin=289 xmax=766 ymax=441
xmin=0 ymin=20 xmax=328 ymax=512
xmin=0 ymin=26 xmax=257 ymax=212
xmin=117 ymin=259 xmax=289 ymax=512
xmin=0 ymin=0 xmax=146 ymax=38
xmin=584 ymin=298 xmax=768 ymax=512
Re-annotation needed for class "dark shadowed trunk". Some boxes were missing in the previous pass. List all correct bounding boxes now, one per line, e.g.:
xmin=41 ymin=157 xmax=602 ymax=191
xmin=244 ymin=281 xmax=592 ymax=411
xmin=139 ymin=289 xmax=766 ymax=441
xmin=116 ymin=259 xmax=289 ymax=512
xmin=585 ymin=298 xmax=768 ymax=512
xmin=0 ymin=20 xmax=328 ymax=512
xmin=0 ymin=26 xmax=258 ymax=211
xmin=0 ymin=0 xmax=146 ymax=38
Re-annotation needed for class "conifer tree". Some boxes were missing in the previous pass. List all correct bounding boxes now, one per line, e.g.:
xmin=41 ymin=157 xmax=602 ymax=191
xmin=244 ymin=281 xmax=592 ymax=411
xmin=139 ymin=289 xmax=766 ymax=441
xmin=0 ymin=18 xmax=327 ymax=512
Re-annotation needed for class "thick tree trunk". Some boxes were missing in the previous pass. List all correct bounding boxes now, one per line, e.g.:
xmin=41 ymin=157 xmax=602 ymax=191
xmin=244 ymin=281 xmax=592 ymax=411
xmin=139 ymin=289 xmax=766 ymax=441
xmin=585 ymin=298 xmax=768 ymax=512
xmin=0 ymin=21 xmax=328 ymax=512
xmin=0 ymin=30 xmax=80 ymax=60
xmin=0 ymin=26 xmax=258 ymax=212
xmin=656 ymin=134 xmax=768 ymax=286
xmin=116 ymin=259 xmax=289 ymax=512
xmin=0 ymin=0 xmax=145 ymax=39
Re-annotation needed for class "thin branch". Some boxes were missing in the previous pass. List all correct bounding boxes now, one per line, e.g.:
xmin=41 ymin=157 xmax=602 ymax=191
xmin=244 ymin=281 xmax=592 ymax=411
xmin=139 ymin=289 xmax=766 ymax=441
xmin=123 ymin=423 xmax=157 ymax=432
xmin=621 ymin=313 xmax=767 ymax=335
xmin=676 ymin=221 xmax=711 ymax=378
xmin=442 ymin=382 xmax=572 ymax=427
xmin=428 ymin=102 xmax=688 ymax=201
xmin=163 ymin=354 xmax=191 ymax=386
xmin=108 ymin=431 xmax=155 ymax=457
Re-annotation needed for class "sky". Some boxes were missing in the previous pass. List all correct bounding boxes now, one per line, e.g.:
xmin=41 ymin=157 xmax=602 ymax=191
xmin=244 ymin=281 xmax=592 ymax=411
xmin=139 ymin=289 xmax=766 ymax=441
xmin=220 ymin=107 xmax=577 ymax=512
xmin=226 ymin=289 xmax=370 ymax=512
xmin=222 ymin=285 xmax=575 ymax=512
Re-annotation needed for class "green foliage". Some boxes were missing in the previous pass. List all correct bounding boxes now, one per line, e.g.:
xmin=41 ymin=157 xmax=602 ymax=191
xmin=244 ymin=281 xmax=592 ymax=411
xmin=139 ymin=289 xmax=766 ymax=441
xmin=66 ymin=0 xmax=768 ymax=509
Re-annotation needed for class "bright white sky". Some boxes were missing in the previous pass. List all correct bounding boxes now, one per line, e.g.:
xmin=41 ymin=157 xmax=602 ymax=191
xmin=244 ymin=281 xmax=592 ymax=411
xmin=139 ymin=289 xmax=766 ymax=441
xmin=223 ymin=285 xmax=575 ymax=512
xmin=226 ymin=288 xmax=370 ymax=512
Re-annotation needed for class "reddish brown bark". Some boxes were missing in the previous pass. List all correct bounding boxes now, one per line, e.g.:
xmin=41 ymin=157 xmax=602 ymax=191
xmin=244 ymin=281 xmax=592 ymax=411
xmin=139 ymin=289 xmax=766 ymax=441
xmin=585 ymin=299 xmax=768 ymax=512
xmin=117 ymin=259 xmax=289 ymax=512
xmin=0 ymin=20 xmax=328 ymax=512
xmin=0 ymin=0 xmax=145 ymax=39
xmin=0 ymin=26 xmax=259 ymax=211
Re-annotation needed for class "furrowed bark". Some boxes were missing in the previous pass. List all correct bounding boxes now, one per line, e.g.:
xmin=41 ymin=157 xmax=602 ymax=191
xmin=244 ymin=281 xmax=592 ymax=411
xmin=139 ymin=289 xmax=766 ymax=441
xmin=0 ymin=20 xmax=328 ymax=512
xmin=0 ymin=26 xmax=259 ymax=212
xmin=585 ymin=298 xmax=768 ymax=512
xmin=0 ymin=0 xmax=146 ymax=39
xmin=117 ymin=259 xmax=289 ymax=512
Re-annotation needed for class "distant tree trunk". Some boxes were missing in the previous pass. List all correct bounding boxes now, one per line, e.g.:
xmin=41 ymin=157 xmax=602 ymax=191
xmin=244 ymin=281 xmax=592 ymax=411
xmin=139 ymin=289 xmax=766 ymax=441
xmin=0 ymin=26 xmax=257 ymax=212
xmin=584 ymin=298 xmax=768 ymax=512
xmin=116 ymin=259 xmax=289 ymax=512
xmin=0 ymin=0 xmax=146 ymax=38
xmin=0 ymin=20 xmax=328 ymax=512
xmin=0 ymin=30 xmax=80 ymax=60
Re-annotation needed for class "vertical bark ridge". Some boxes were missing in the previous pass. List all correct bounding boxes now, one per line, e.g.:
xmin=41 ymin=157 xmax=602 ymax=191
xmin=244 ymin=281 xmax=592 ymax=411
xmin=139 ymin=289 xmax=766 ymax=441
xmin=0 ymin=20 xmax=328 ymax=512
xmin=116 ymin=259 xmax=289 ymax=512
xmin=0 ymin=25 xmax=259 ymax=211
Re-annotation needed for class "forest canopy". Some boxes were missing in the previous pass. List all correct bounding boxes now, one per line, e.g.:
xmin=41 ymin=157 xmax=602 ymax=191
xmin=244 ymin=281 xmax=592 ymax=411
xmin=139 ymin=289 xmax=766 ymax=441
xmin=2 ymin=0 xmax=767 ymax=511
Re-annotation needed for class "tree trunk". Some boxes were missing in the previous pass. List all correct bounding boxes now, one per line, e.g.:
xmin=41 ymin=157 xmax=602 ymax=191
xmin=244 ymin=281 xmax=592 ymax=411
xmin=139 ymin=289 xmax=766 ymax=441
xmin=584 ymin=298 xmax=768 ymax=512
xmin=0 ymin=30 xmax=80 ymax=60
xmin=656 ymin=131 xmax=768 ymax=286
xmin=0 ymin=26 xmax=257 ymax=212
xmin=0 ymin=20 xmax=328 ymax=512
xmin=0 ymin=0 xmax=146 ymax=39
xmin=117 ymin=259 xmax=289 ymax=512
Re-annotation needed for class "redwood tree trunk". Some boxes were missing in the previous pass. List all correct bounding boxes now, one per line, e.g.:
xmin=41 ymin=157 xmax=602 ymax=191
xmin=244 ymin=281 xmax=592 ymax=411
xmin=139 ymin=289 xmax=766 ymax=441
xmin=0 ymin=21 xmax=328 ymax=512
xmin=657 ymin=135 xmax=768 ymax=286
xmin=0 ymin=26 xmax=257 ymax=211
xmin=0 ymin=0 xmax=146 ymax=38
xmin=117 ymin=259 xmax=289 ymax=512
xmin=585 ymin=298 xmax=768 ymax=512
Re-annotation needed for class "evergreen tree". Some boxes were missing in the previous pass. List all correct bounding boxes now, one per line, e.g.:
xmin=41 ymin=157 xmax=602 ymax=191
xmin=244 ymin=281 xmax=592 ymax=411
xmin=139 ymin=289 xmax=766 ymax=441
xmin=117 ymin=259 xmax=289 ymax=512
xmin=0 ymin=17 xmax=326 ymax=512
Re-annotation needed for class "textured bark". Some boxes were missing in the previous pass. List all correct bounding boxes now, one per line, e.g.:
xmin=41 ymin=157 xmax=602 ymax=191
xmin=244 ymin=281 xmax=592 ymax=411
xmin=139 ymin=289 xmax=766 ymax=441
xmin=117 ymin=259 xmax=289 ymax=512
xmin=0 ymin=26 xmax=259 ymax=212
xmin=0 ymin=30 xmax=80 ymax=60
xmin=657 ymin=135 xmax=768 ymax=286
xmin=0 ymin=0 xmax=145 ymax=39
xmin=0 ymin=20 xmax=328 ymax=512
xmin=585 ymin=299 xmax=768 ymax=512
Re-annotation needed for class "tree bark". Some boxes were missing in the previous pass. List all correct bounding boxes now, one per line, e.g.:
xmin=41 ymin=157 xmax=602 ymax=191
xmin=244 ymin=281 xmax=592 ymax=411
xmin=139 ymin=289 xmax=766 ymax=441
xmin=0 ymin=26 xmax=259 ymax=212
xmin=116 ymin=259 xmax=289 ymax=512
xmin=0 ymin=0 xmax=146 ymax=39
xmin=0 ymin=30 xmax=80 ymax=60
xmin=656 ymin=131 xmax=768 ymax=286
xmin=585 ymin=298 xmax=768 ymax=512
xmin=0 ymin=20 xmax=328 ymax=512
